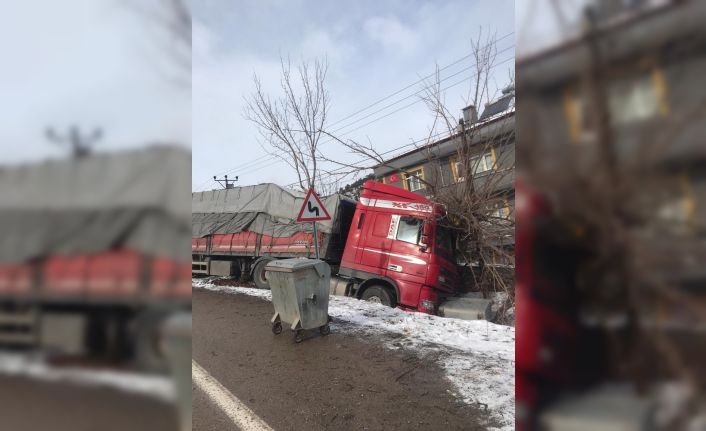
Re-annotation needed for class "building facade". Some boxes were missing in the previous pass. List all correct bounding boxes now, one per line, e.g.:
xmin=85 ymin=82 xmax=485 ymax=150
xmin=372 ymin=86 xmax=516 ymax=223
xmin=517 ymin=0 xmax=705 ymax=230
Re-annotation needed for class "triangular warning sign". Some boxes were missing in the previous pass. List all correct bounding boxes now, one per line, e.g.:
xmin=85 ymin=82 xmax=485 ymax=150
xmin=296 ymin=188 xmax=331 ymax=222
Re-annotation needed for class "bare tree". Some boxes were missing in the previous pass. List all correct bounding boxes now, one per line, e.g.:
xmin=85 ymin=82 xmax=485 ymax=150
xmin=244 ymin=57 xmax=329 ymax=192
xmin=418 ymin=31 xmax=516 ymax=314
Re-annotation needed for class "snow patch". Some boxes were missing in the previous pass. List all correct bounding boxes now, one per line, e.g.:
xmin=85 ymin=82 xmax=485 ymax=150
xmin=195 ymin=279 xmax=515 ymax=430
xmin=0 ymin=353 xmax=175 ymax=402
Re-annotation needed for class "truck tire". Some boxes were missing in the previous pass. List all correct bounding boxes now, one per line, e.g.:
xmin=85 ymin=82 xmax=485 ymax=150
xmin=252 ymin=258 xmax=272 ymax=290
xmin=361 ymin=285 xmax=395 ymax=307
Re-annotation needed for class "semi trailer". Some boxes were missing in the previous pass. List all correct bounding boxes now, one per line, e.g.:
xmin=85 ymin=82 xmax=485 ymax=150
xmin=192 ymin=180 xmax=479 ymax=316
xmin=0 ymin=146 xmax=192 ymax=369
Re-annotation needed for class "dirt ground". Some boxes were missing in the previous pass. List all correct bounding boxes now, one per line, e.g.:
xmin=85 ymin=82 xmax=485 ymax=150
xmin=0 ymin=375 xmax=178 ymax=431
xmin=192 ymin=288 xmax=497 ymax=431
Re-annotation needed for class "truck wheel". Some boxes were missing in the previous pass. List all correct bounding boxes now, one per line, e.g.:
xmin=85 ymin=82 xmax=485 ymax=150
xmin=252 ymin=259 xmax=272 ymax=290
xmin=361 ymin=286 xmax=395 ymax=307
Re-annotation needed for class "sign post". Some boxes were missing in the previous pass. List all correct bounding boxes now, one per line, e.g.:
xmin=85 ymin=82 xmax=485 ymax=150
xmin=296 ymin=188 xmax=331 ymax=260
xmin=312 ymin=221 xmax=319 ymax=260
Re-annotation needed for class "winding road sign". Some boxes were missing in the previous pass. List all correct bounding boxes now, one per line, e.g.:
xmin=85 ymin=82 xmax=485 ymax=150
xmin=296 ymin=188 xmax=331 ymax=222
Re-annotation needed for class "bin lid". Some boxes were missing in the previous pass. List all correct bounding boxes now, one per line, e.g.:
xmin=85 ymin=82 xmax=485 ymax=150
xmin=265 ymin=258 xmax=329 ymax=277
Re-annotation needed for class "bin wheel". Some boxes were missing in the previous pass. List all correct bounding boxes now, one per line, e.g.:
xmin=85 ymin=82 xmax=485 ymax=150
xmin=294 ymin=330 xmax=304 ymax=343
xmin=272 ymin=322 xmax=282 ymax=335
xmin=319 ymin=324 xmax=330 ymax=336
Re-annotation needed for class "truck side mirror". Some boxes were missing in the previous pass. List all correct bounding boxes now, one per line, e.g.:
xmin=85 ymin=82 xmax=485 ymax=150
xmin=422 ymin=222 xmax=432 ymax=237
xmin=419 ymin=235 xmax=430 ymax=252
xmin=420 ymin=222 xmax=431 ymax=252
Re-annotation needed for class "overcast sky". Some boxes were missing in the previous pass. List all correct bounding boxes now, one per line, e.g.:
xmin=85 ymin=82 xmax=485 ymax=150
xmin=1 ymin=0 xmax=584 ymax=185
xmin=193 ymin=0 xmax=516 ymax=192
xmin=0 ymin=0 xmax=190 ymax=165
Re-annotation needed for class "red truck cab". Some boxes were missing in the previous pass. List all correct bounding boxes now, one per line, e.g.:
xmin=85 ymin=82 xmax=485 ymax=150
xmin=339 ymin=181 xmax=460 ymax=314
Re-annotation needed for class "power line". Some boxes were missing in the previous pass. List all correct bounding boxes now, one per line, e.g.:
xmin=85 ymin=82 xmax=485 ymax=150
xmin=234 ymin=54 xmax=515 ymax=186
xmin=237 ymin=157 xmax=287 ymax=176
xmin=329 ymin=45 xmax=515 ymax=136
xmin=285 ymin=129 xmax=454 ymax=189
xmin=193 ymin=152 xmax=272 ymax=191
xmin=326 ymin=31 xmax=514 ymax=129
xmin=203 ymin=33 xmax=515 ymax=186
xmin=295 ymin=55 xmax=515 ymax=190
xmin=332 ymin=54 xmax=514 ymax=138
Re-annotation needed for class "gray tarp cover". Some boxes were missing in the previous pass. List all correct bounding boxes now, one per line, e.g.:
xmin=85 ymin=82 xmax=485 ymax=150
xmin=192 ymin=183 xmax=352 ymax=238
xmin=0 ymin=145 xmax=192 ymax=263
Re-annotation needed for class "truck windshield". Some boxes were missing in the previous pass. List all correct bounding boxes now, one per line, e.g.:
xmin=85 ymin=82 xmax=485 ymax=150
xmin=434 ymin=226 xmax=455 ymax=260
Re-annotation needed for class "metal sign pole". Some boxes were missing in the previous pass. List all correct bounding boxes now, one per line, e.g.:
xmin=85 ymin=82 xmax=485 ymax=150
xmin=312 ymin=221 xmax=320 ymax=259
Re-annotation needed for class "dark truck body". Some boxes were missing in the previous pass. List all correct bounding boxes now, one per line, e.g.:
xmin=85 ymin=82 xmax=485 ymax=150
xmin=0 ymin=146 xmax=191 ymax=367
xmin=192 ymin=181 xmax=464 ymax=314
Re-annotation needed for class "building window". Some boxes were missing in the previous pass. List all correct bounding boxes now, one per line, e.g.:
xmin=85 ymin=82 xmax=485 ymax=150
xmin=488 ymin=198 xmax=511 ymax=220
xmin=608 ymin=73 xmax=661 ymax=125
xmin=563 ymin=66 xmax=669 ymax=143
xmin=471 ymin=152 xmax=494 ymax=175
xmin=451 ymin=150 xmax=495 ymax=183
xmin=490 ymin=206 xmax=510 ymax=220
xmin=403 ymin=166 xmax=425 ymax=191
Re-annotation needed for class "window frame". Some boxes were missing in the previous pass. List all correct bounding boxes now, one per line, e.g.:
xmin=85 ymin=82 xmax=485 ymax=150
xmin=449 ymin=148 xmax=496 ymax=183
xmin=562 ymin=63 xmax=670 ymax=144
xmin=402 ymin=165 xmax=426 ymax=192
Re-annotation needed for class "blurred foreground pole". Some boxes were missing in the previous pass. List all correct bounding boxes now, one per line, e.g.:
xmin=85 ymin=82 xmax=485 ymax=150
xmin=162 ymin=312 xmax=192 ymax=431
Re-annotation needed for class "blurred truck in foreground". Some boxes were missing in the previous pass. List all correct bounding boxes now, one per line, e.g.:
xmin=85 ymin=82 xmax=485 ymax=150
xmin=0 ymin=146 xmax=191 ymax=370
xmin=516 ymin=0 xmax=706 ymax=429
xmin=193 ymin=180 xmax=490 ymax=320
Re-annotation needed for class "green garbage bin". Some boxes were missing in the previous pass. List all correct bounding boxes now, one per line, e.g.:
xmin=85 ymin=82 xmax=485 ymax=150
xmin=265 ymin=258 xmax=331 ymax=343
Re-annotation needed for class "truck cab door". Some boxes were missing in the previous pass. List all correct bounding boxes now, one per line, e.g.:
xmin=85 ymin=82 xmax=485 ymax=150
xmin=387 ymin=215 xmax=429 ymax=303
xmin=357 ymin=212 xmax=392 ymax=272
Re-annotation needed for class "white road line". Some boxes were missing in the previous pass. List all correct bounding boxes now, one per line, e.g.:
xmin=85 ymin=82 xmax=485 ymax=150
xmin=192 ymin=360 xmax=274 ymax=431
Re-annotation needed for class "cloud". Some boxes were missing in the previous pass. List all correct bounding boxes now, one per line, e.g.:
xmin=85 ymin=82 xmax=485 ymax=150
xmin=193 ymin=19 xmax=216 ymax=59
xmin=0 ymin=0 xmax=190 ymax=164
xmin=300 ymin=28 xmax=353 ymax=64
xmin=192 ymin=0 xmax=515 ymax=191
xmin=363 ymin=16 xmax=420 ymax=55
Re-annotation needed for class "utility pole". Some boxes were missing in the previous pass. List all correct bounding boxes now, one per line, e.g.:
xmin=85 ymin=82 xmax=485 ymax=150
xmin=213 ymin=175 xmax=238 ymax=189
xmin=45 ymin=125 xmax=102 ymax=159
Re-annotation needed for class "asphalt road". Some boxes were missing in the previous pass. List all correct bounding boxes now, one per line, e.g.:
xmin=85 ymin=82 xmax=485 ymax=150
xmin=192 ymin=288 xmax=496 ymax=431
xmin=0 ymin=375 xmax=178 ymax=430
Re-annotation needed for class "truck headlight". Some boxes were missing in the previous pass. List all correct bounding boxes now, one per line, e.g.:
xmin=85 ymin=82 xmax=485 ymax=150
xmin=420 ymin=299 xmax=436 ymax=314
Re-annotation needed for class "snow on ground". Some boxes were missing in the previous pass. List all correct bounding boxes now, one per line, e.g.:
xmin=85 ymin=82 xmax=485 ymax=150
xmin=194 ymin=278 xmax=515 ymax=430
xmin=0 ymin=352 xmax=175 ymax=402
